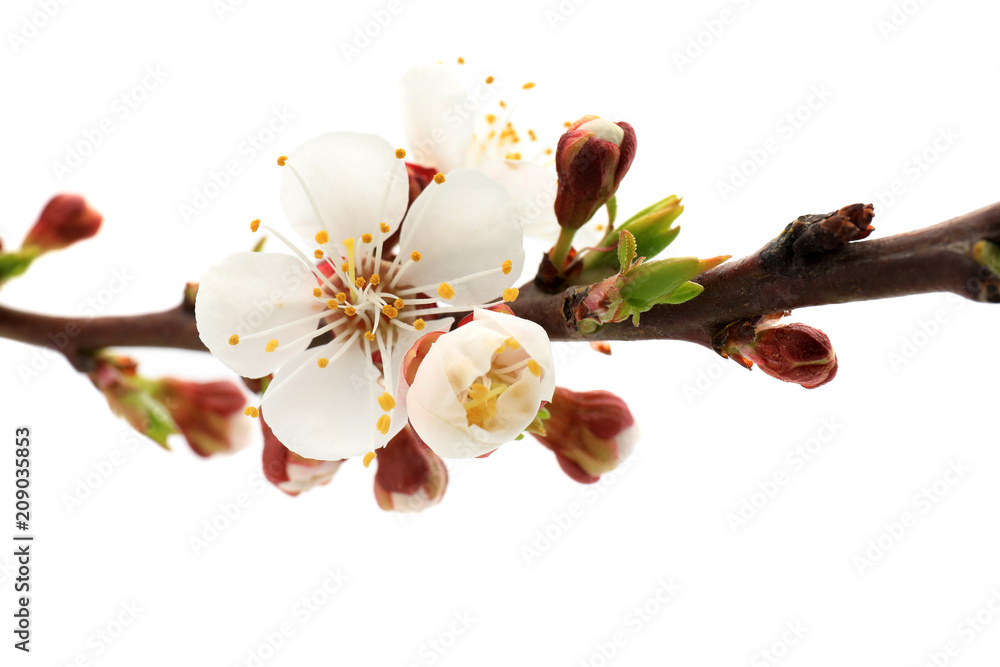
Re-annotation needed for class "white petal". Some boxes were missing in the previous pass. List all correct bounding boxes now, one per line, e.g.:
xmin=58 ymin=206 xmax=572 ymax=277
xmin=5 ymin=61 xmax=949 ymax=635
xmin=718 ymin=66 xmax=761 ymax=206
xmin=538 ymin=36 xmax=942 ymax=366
xmin=398 ymin=170 xmax=524 ymax=305
xmin=280 ymin=132 xmax=409 ymax=246
xmin=476 ymin=159 xmax=559 ymax=238
xmin=261 ymin=338 xmax=385 ymax=460
xmin=474 ymin=308 xmax=556 ymax=401
xmin=195 ymin=252 xmax=324 ymax=379
xmin=399 ymin=64 xmax=474 ymax=172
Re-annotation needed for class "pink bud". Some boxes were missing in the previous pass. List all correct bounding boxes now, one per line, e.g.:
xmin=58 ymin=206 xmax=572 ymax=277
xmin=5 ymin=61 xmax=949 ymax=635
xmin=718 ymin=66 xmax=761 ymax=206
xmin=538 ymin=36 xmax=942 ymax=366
xmin=531 ymin=387 xmax=639 ymax=484
xmin=554 ymin=116 xmax=636 ymax=229
xmin=261 ymin=417 xmax=344 ymax=496
xmin=374 ymin=426 xmax=448 ymax=512
xmin=724 ymin=322 xmax=838 ymax=389
xmin=405 ymin=162 xmax=438 ymax=206
xmin=154 ymin=379 xmax=251 ymax=457
xmin=23 ymin=194 xmax=102 ymax=253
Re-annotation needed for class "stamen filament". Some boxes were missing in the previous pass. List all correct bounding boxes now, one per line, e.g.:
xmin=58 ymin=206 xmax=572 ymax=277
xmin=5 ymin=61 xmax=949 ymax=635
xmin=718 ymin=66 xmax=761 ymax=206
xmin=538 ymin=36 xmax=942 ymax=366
xmin=235 ymin=309 xmax=330 ymax=341
xmin=264 ymin=330 xmax=361 ymax=401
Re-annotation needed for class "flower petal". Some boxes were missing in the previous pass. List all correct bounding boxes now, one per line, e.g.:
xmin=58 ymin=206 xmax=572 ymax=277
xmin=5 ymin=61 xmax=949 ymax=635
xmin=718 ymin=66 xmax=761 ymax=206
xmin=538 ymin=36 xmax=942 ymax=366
xmin=399 ymin=64 xmax=475 ymax=173
xmin=261 ymin=338 xmax=386 ymax=460
xmin=398 ymin=169 xmax=524 ymax=305
xmin=476 ymin=159 xmax=559 ymax=237
xmin=474 ymin=308 xmax=556 ymax=401
xmin=280 ymin=132 xmax=409 ymax=247
xmin=195 ymin=252 xmax=323 ymax=379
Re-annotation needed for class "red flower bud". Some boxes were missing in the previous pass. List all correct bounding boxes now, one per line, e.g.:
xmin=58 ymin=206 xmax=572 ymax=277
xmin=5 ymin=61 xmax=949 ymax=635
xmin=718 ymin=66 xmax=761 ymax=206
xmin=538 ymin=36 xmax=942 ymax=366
xmin=554 ymin=116 xmax=636 ymax=230
xmin=261 ymin=416 xmax=344 ymax=496
xmin=374 ymin=426 xmax=448 ymax=512
xmin=22 ymin=194 xmax=102 ymax=253
xmin=531 ymin=387 xmax=639 ymax=484
xmin=154 ymin=379 xmax=251 ymax=457
xmin=723 ymin=321 xmax=838 ymax=389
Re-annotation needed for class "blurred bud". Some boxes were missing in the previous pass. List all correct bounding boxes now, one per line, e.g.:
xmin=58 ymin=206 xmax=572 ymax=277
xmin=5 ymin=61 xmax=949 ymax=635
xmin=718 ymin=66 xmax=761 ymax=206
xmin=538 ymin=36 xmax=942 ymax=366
xmin=720 ymin=319 xmax=838 ymax=389
xmin=261 ymin=416 xmax=344 ymax=496
xmin=374 ymin=426 xmax=448 ymax=512
xmin=152 ymin=379 xmax=251 ymax=457
xmin=22 ymin=194 xmax=102 ymax=254
xmin=531 ymin=387 xmax=639 ymax=484
xmin=406 ymin=162 xmax=438 ymax=206
xmin=554 ymin=116 xmax=636 ymax=230
xmin=582 ymin=196 xmax=685 ymax=274
xmin=88 ymin=354 xmax=177 ymax=449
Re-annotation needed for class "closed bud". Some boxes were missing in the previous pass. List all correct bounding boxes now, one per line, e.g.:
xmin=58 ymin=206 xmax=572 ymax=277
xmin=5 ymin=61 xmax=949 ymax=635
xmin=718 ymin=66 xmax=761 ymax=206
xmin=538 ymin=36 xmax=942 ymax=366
xmin=23 ymin=194 xmax=103 ymax=254
xmin=374 ymin=426 xmax=448 ymax=512
xmin=554 ymin=116 xmax=636 ymax=230
xmin=88 ymin=354 xmax=177 ymax=449
xmin=721 ymin=320 xmax=838 ymax=389
xmin=531 ymin=387 xmax=639 ymax=484
xmin=261 ymin=416 xmax=344 ymax=496
xmin=152 ymin=379 xmax=251 ymax=457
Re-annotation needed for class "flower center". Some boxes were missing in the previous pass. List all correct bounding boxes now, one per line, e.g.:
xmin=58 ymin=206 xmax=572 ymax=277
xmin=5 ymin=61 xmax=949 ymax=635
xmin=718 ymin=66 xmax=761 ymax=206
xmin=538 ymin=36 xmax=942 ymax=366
xmin=460 ymin=337 xmax=541 ymax=429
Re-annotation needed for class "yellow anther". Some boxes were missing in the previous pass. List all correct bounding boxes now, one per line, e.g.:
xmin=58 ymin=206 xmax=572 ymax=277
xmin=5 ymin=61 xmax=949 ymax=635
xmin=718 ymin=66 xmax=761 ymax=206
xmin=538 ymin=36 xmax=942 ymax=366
xmin=317 ymin=358 xmax=329 ymax=368
xmin=486 ymin=113 xmax=496 ymax=124
xmin=362 ymin=451 xmax=377 ymax=467
xmin=377 ymin=392 xmax=397 ymax=412
xmin=505 ymin=152 xmax=522 ymax=160
xmin=494 ymin=343 xmax=507 ymax=356
xmin=414 ymin=319 xmax=426 ymax=331
xmin=380 ymin=222 xmax=390 ymax=233
xmin=469 ymin=383 xmax=490 ymax=401
xmin=485 ymin=75 xmax=494 ymax=84
xmin=395 ymin=148 xmax=406 ymax=159
xmin=364 ymin=331 xmax=376 ymax=341
xmin=344 ymin=306 xmax=357 ymax=316
xmin=369 ymin=274 xmax=381 ymax=286
xmin=503 ymin=287 xmax=519 ymax=302
xmin=528 ymin=359 xmax=542 ymax=377
xmin=433 ymin=173 xmax=446 ymax=184
xmin=355 ymin=276 xmax=366 ymax=289
xmin=502 ymin=259 xmax=513 ymax=275
xmin=376 ymin=415 xmax=391 ymax=435
xmin=277 ymin=156 xmax=287 ymax=166
xmin=312 ymin=287 xmax=323 ymax=298
xmin=522 ymin=82 xmax=536 ymax=90
xmin=361 ymin=233 xmax=373 ymax=244
xmin=438 ymin=283 xmax=455 ymax=299
xmin=244 ymin=406 xmax=259 ymax=418
xmin=499 ymin=99 xmax=507 ymax=108
xmin=341 ymin=262 xmax=349 ymax=272
xmin=382 ymin=304 xmax=398 ymax=319
xmin=564 ymin=121 xmax=572 ymax=127
xmin=265 ymin=339 xmax=279 ymax=352
xmin=315 ymin=230 xmax=329 ymax=244
xmin=335 ymin=292 xmax=347 ymax=303
xmin=410 ymin=251 xmax=422 ymax=262
xmin=545 ymin=147 xmax=553 ymax=155
xmin=228 ymin=334 xmax=240 ymax=345
xmin=394 ymin=298 xmax=404 ymax=309
xmin=505 ymin=337 xmax=520 ymax=350
xmin=327 ymin=299 xmax=338 ymax=309
xmin=528 ymin=129 xmax=537 ymax=141
xmin=314 ymin=249 xmax=324 ymax=259
xmin=457 ymin=56 xmax=465 ymax=64
xmin=250 ymin=218 xmax=261 ymax=232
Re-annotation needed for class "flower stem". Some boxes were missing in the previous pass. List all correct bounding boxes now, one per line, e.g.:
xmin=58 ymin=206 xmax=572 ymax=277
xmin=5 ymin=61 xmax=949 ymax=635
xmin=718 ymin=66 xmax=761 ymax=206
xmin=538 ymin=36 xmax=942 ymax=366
xmin=549 ymin=227 xmax=577 ymax=275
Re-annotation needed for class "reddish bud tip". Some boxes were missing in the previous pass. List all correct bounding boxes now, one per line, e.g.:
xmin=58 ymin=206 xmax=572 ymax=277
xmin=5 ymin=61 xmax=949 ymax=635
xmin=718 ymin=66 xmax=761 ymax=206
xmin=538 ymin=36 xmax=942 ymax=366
xmin=23 ymin=194 xmax=102 ymax=253
xmin=374 ymin=426 xmax=448 ymax=512
xmin=154 ymin=379 xmax=251 ymax=457
xmin=723 ymin=321 xmax=838 ymax=389
xmin=261 ymin=416 xmax=343 ymax=496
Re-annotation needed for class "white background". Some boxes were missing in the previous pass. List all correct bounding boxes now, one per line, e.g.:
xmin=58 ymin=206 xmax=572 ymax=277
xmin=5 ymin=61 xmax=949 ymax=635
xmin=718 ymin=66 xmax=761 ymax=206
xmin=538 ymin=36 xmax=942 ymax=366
xmin=2 ymin=0 xmax=999 ymax=665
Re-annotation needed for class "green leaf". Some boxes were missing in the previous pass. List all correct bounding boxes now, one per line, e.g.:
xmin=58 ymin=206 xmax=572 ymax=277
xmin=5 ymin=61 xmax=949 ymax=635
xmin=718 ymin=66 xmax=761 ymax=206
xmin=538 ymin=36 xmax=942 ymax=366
xmin=617 ymin=230 xmax=637 ymax=274
xmin=663 ymin=281 xmax=704 ymax=304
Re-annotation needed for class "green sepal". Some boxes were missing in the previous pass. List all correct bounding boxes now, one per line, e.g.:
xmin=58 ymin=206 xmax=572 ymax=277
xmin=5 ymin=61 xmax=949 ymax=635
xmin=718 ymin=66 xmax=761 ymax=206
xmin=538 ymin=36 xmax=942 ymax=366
xmin=662 ymin=281 xmax=704 ymax=304
xmin=0 ymin=249 xmax=39 ymax=283
xmin=606 ymin=196 xmax=617 ymax=227
xmin=973 ymin=240 xmax=1000 ymax=276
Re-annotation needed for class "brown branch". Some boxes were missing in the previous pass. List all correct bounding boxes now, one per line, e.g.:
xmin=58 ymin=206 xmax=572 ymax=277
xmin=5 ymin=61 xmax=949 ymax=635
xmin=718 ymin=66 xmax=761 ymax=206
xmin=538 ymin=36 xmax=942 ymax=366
xmin=2 ymin=201 xmax=999 ymax=365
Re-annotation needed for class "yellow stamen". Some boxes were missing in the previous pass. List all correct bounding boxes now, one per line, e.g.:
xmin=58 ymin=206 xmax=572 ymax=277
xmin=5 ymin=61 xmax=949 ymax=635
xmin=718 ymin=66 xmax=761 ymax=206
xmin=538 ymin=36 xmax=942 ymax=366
xmin=369 ymin=274 xmax=381 ymax=286
xmin=503 ymin=287 xmax=519 ymax=302
xmin=265 ymin=339 xmax=279 ymax=352
xmin=528 ymin=129 xmax=537 ymax=141
xmin=341 ymin=262 xmax=349 ymax=272
xmin=364 ymin=331 xmax=376 ymax=341
xmin=336 ymin=292 xmax=347 ymax=303
xmin=228 ymin=334 xmax=240 ymax=345
xmin=499 ymin=99 xmax=507 ymax=108
xmin=317 ymin=358 xmax=329 ymax=368
xmin=314 ymin=249 xmax=324 ymax=259
xmin=528 ymin=359 xmax=542 ymax=377
xmin=244 ymin=406 xmax=259 ymax=418
xmin=327 ymin=299 xmax=338 ymax=309
xmin=355 ymin=276 xmax=366 ymax=289
xmin=376 ymin=415 xmax=391 ymax=435
xmin=469 ymin=383 xmax=490 ymax=401
xmin=362 ymin=451 xmax=377 ymax=467
xmin=312 ymin=287 xmax=323 ymax=298
xmin=486 ymin=113 xmax=496 ymax=124
xmin=361 ymin=233 xmax=373 ymax=244
xmin=410 ymin=251 xmax=422 ymax=262
xmin=433 ymin=173 xmax=446 ymax=184
xmin=380 ymin=222 xmax=390 ymax=233
xmin=395 ymin=148 xmax=406 ymax=159
xmin=343 ymin=237 xmax=356 ymax=281
xmin=522 ymin=82 xmax=536 ymax=90
xmin=250 ymin=218 xmax=260 ymax=232
xmin=377 ymin=392 xmax=396 ymax=412
xmin=502 ymin=259 xmax=513 ymax=275
xmin=394 ymin=298 xmax=404 ymax=309
xmin=545 ymin=147 xmax=553 ymax=155
xmin=485 ymin=75 xmax=494 ymax=84
xmin=414 ymin=319 xmax=426 ymax=331
xmin=505 ymin=337 xmax=520 ymax=350
xmin=315 ymin=230 xmax=329 ymax=244
xmin=382 ymin=304 xmax=398 ymax=319
xmin=505 ymin=152 xmax=522 ymax=160
xmin=345 ymin=306 xmax=357 ymax=316
xmin=277 ymin=155 xmax=287 ymax=166
xmin=457 ymin=56 xmax=465 ymax=64
xmin=438 ymin=283 xmax=455 ymax=299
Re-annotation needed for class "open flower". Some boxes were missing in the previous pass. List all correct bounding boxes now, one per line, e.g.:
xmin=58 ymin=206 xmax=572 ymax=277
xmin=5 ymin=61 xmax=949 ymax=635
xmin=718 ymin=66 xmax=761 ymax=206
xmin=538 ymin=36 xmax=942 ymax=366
xmin=404 ymin=308 xmax=555 ymax=458
xmin=399 ymin=63 xmax=559 ymax=238
xmin=195 ymin=132 xmax=525 ymax=461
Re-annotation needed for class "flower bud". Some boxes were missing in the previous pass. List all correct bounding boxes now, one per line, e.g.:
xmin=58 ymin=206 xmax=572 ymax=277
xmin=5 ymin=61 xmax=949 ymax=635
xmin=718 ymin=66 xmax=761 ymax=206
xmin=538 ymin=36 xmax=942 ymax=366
xmin=374 ymin=426 xmax=448 ymax=512
xmin=554 ymin=116 xmax=636 ymax=230
xmin=261 ymin=416 xmax=344 ymax=496
xmin=531 ymin=387 xmax=639 ymax=484
xmin=22 ymin=194 xmax=102 ymax=254
xmin=88 ymin=354 xmax=177 ymax=449
xmin=405 ymin=162 xmax=438 ymax=206
xmin=582 ymin=196 xmax=684 ymax=274
xmin=152 ymin=379 xmax=251 ymax=457
xmin=721 ymin=320 xmax=838 ymax=389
